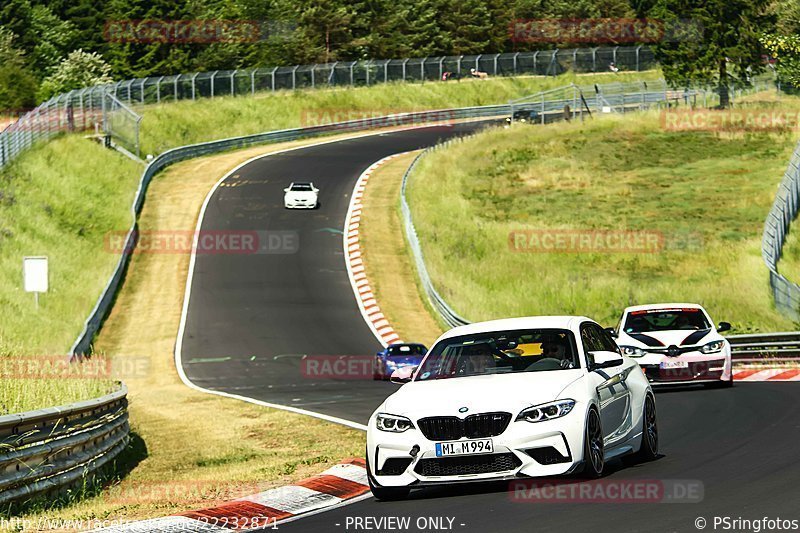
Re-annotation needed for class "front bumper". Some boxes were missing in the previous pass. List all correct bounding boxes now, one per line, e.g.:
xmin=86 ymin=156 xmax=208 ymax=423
xmin=285 ymin=201 xmax=316 ymax=209
xmin=367 ymin=413 xmax=586 ymax=488
xmin=633 ymin=352 xmax=731 ymax=384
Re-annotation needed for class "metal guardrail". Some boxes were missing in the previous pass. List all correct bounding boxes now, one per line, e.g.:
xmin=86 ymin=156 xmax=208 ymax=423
xmin=0 ymin=384 xmax=129 ymax=505
xmin=0 ymin=45 xmax=655 ymax=170
xmin=728 ymin=332 xmax=800 ymax=362
xmin=400 ymin=147 xmax=471 ymax=329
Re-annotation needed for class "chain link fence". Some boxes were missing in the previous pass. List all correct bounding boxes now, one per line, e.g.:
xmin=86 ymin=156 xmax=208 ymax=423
xmin=102 ymin=92 xmax=142 ymax=157
xmin=0 ymin=45 xmax=655 ymax=170
xmin=763 ymin=142 xmax=800 ymax=321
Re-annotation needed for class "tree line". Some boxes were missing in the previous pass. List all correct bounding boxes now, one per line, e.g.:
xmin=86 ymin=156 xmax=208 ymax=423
xmin=0 ymin=0 xmax=797 ymax=111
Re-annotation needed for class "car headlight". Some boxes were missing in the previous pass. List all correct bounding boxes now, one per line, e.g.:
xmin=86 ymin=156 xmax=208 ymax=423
xmin=700 ymin=340 xmax=725 ymax=354
xmin=375 ymin=413 xmax=415 ymax=433
xmin=619 ymin=345 xmax=647 ymax=357
xmin=516 ymin=399 xmax=576 ymax=423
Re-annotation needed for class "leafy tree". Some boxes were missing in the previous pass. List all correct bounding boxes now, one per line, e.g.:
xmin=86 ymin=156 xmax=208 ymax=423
xmin=761 ymin=0 xmax=800 ymax=88
xmin=762 ymin=34 xmax=800 ymax=87
xmin=0 ymin=26 xmax=37 ymax=110
xmin=28 ymin=5 xmax=79 ymax=74
xmin=38 ymin=49 xmax=113 ymax=100
xmin=642 ymin=0 xmax=773 ymax=107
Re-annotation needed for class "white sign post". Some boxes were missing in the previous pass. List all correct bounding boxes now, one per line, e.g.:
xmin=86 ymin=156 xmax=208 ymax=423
xmin=23 ymin=256 xmax=48 ymax=309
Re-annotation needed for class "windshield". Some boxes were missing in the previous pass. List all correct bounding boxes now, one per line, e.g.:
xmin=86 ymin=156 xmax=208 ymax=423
xmin=291 ymin=183 xmax=313 ymax=191
xmin=415 ymin=329 xmax=579 ymax=381
xmin=623 ymin=308 xmax=711 ymax=333
xmin=388 ymin=345 xmax=426 ymax=356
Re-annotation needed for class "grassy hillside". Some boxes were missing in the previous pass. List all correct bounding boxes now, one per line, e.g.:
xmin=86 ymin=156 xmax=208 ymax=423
xmin=137 ymin=71 xmax=660 ymax=155
xmin=406 ymin=103 xmax=800 ymax=332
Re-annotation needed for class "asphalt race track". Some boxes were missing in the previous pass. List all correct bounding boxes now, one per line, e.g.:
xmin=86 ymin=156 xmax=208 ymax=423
xmin=179 ymin=122 xmax=494 ymax=424
xmin=279 ymin=383 xmax=800 ymax=533
xmin=178 ymin=123 xmax=800 ymax=533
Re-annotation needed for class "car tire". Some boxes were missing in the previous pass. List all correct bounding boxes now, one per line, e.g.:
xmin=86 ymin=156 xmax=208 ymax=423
xmin=372 ymin=359 xmax=383 ymax=380
xmin=579 ymin=408 xmax=605 ymax=478
xmin=366 ymin=453 xmax=411 ymax=501
xmin=634 ymin=394 xmax=659 ymax=462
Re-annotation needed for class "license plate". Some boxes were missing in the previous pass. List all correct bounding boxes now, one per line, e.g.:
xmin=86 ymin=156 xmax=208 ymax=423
xmin=435 ymin=439 xmax=494 ymax=457
xmin=660 ymin=360 xmax=688 ymax=369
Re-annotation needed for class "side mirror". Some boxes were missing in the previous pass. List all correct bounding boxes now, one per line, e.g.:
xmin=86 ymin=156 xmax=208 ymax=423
xmin=390 ymin=366 xmax=416 ymax=384
xmin=283 ymin=187 xmax=290 ymax=193
xmin=717 ymin=321 xmax=731 ymax=333
xmin=604 ymin=327 xmax=617 ymax=338
xmin=589 ymin=350 xmax=624 ymax=371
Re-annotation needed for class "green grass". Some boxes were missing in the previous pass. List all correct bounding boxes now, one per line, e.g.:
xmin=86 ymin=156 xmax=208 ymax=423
xmin=137 ymin=71 xmax=661 ymax=155
xmin=0 ymin=137 xmax=140 ymax=411
xmin=407 ymin=101 xmax=800 ymax=333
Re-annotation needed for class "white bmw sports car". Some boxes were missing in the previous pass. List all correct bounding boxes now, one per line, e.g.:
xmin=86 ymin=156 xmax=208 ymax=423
xmin=612 ymin=303 xmax=733 ymax=387
xmin=366 ymin=316 xmax=657 ymax=500
xmin=283 ymin=182 xmax=319 ymax=209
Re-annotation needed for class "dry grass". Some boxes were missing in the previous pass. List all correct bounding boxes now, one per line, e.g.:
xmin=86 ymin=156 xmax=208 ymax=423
xmin=359 ymin=152 xmax=445 ymax=347
xmin=7 ymin=134 xmax=375 ymax=528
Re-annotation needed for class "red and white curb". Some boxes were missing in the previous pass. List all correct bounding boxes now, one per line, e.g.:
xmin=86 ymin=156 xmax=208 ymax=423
xmin=94 ymin=459 xmax=369 ymax=532
xmin=733 ymin=368 xmax=800 ymax=381
xmin=344 ymin=153 xmax=409 ymax=347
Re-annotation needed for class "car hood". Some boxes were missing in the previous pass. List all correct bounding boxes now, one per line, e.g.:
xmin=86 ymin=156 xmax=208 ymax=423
xmin=381 ymin=370 xmax=583 ymax=419
xmin=618 ymin=328 xmax=718 ymax=348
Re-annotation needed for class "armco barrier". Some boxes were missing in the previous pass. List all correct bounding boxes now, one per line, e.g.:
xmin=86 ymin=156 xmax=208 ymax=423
xmin=0 ymin=384 xmax=128 ymax=505
xmin=728 ymin=332 xmax=800 ymax=362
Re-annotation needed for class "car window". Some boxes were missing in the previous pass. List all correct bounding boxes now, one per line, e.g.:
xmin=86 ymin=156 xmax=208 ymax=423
xmin=623 ymin=308 xmax=710 ymax=333
xmin=415 ymin=328 xmax=579 ymax=381
xmin=580 ymin=323 xmax=604 ymax=353
xmin=594 ymin=325 xmax=620 ymax=353
xmin=388 ymin=345 xmax=426 ymax=356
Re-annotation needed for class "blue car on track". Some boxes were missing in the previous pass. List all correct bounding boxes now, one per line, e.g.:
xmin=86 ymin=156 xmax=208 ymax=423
xmin=373 ymin=343 xmax=428 ymax=381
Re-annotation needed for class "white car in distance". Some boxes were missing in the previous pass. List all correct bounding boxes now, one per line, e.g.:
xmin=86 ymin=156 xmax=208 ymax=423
xmin=612 ymin=303 xmax=733 ymax=387
xmin=366 ymin=316 xmax=658 ymax=500
xmin=283 ymin=182 xmax=319 ymax=209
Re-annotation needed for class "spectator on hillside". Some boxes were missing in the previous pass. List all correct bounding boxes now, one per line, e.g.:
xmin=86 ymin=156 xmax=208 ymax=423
xmin=470 ymin=68 xmax=489 ymax=79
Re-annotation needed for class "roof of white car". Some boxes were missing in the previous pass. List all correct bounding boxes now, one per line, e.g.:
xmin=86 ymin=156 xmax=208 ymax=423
xmin=438 ymin=316 xmax=593 ymax=341
xmin=622 ymin=303 xmax=705 ymax=313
